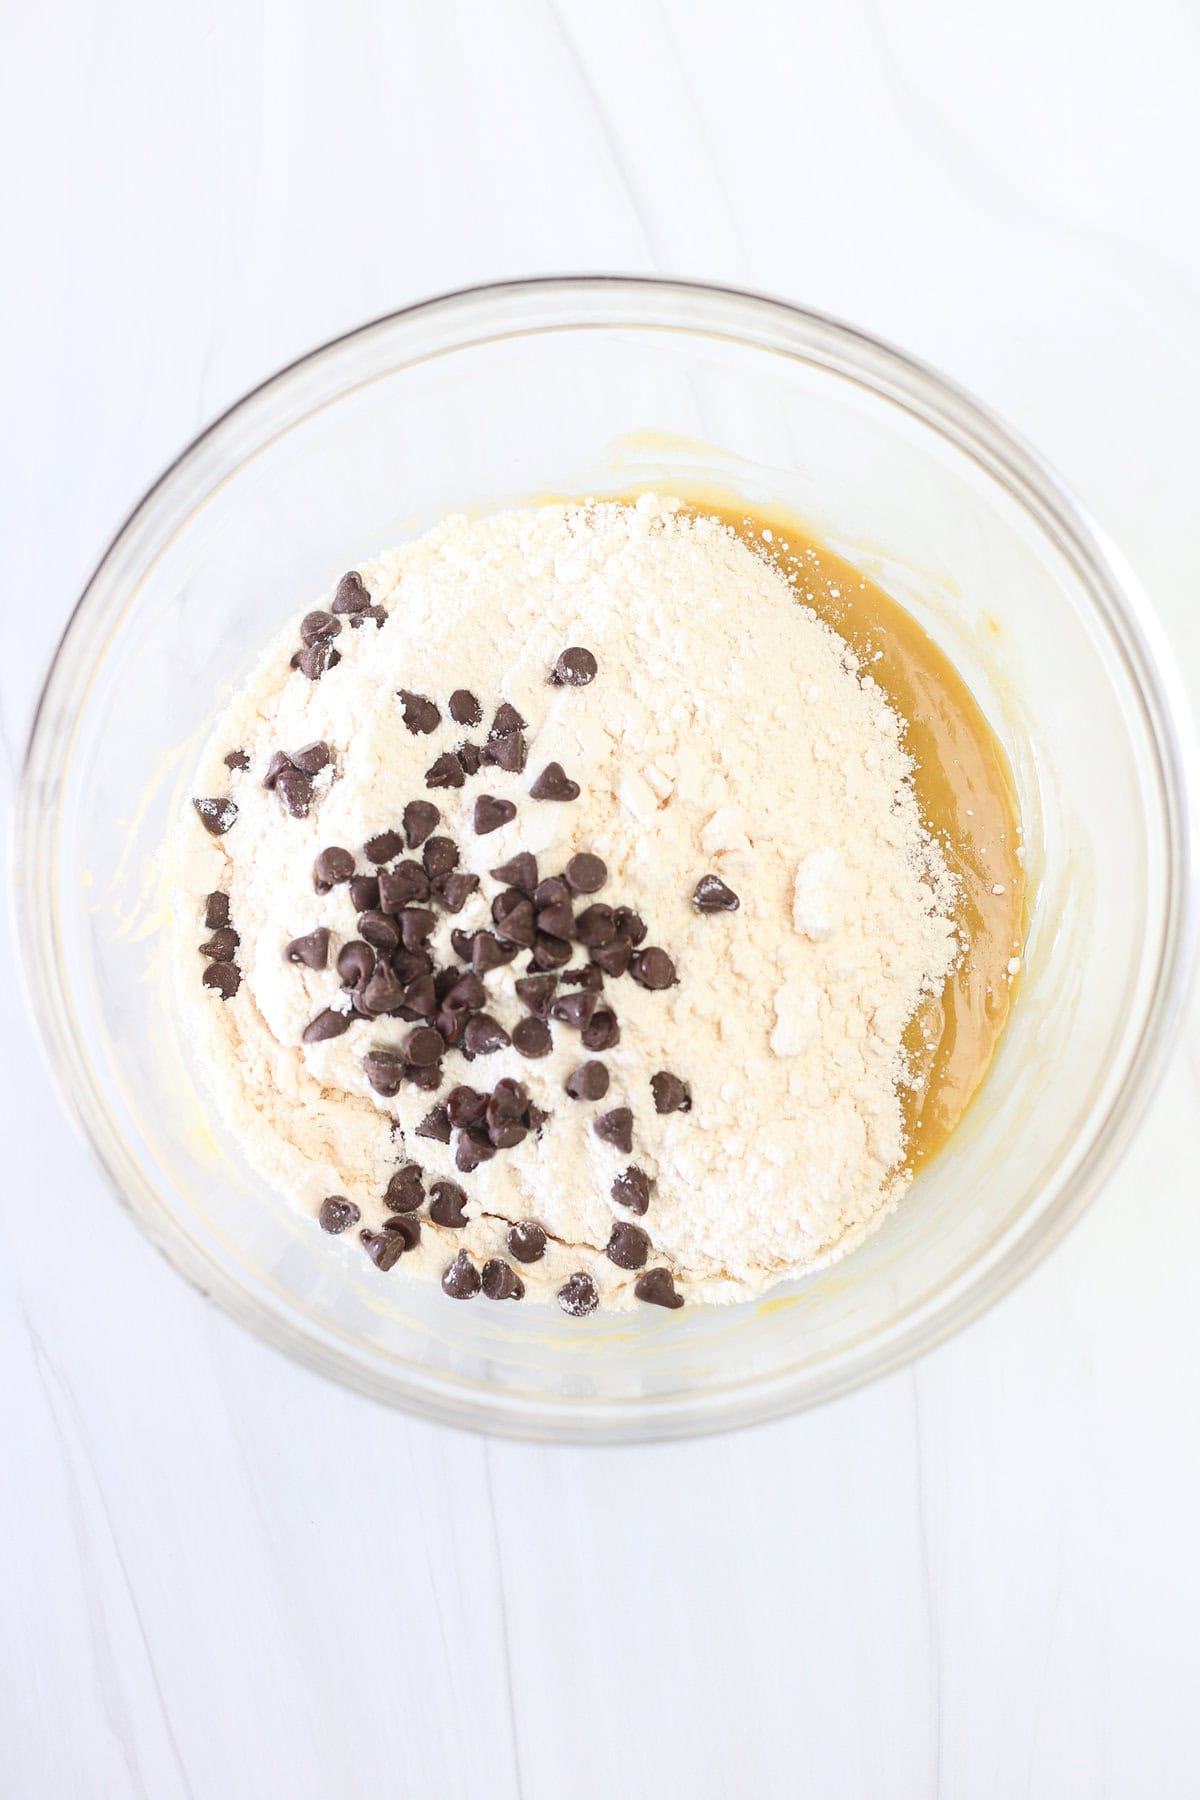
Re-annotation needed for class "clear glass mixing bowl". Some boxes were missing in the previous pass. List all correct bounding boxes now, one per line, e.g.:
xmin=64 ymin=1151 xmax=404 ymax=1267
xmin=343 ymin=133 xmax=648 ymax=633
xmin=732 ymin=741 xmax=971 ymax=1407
xmin=16 ymin=278 xmax=1197 ymax=1440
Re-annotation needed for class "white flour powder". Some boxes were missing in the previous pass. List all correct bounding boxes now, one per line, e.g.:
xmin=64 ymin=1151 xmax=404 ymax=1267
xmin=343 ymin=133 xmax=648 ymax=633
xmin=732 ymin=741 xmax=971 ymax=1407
xmin=173 ymin=496 xmax=958 ymax=1311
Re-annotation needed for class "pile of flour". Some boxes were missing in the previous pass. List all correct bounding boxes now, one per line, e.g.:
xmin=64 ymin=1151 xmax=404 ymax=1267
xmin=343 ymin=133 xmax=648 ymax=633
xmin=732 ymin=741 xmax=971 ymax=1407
xmin=173 ymin=494 xmax=958 ymax=1310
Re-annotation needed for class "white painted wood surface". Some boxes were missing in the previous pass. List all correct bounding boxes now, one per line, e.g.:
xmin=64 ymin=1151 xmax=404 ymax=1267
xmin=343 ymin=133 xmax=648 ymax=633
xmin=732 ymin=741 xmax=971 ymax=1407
xmin=4 ymin=2 xmax=1198 ymax=1794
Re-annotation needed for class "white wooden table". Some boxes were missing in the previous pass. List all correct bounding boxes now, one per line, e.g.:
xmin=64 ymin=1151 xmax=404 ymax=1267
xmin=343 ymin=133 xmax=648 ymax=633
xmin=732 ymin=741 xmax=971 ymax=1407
xmin=4 ymin=3 xmax=1198 ymax=1794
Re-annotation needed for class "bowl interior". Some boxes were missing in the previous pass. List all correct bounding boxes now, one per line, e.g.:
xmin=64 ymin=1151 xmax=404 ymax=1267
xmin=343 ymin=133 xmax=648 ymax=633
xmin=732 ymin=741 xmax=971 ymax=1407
xmin=19 ymin=282 xmax=1191 ymax=1438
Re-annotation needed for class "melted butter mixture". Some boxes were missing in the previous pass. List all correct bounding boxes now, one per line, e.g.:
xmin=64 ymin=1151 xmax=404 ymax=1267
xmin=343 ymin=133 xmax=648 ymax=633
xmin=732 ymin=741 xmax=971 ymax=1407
xmin=682 ymin=494 xmax=1025 ymax=1169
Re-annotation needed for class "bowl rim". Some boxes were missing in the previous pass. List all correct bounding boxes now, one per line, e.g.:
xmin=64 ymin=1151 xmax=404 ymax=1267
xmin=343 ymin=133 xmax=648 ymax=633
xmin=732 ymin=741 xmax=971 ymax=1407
xmin=15 ymin=274 xmax=1200 ymax=1440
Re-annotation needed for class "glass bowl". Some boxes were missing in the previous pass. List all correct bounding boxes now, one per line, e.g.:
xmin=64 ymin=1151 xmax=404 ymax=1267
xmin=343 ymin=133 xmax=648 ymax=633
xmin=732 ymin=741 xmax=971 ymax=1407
xmin=16 ymin=277 xmax=1197 ymax=1441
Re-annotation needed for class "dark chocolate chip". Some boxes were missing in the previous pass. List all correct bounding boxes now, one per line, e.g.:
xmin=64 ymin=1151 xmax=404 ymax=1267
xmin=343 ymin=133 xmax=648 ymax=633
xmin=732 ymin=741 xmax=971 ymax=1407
xmin=416 ymin=1103 xmax=452 ymax=1143
xmin=202 ymin=960 xmax=241 ymax=1000
xmin=612 ymin=1166 xmax=651 ymax=1214
xmin=474 ymin=794 xmax=517 ymax=835
xmin=294 ymin=643 xmax=341 ymax=680
xmin=379 ymin=863 xmax=430 ymax=911
xmin=318 ymin=1196 xmax=360 ymax=1235
xmin=531 ymin=932 xmax=573 ymax=971
xmin=490 ymin=1078 xmax=529 ymax=1119
xmin=489 ymin=702 xmax=526 ymax=741
xmin=651 ymin=1071 xmax=692 ymax=1114
xmin=356 ymin=911 xmax=400 ymax=952
xmin=286 ymin=928 xmax=329 ymax=972
xmin=364 ymin=829 xmax=404 ymax=865
xmin=263 ymin=750 xmax=295 ymax=789
xmin=443 ymin=970 xmax=486 ymax=1013
xmin=483 ymin=731 xmax=527 ymax=773
xmin=362 ymin=1048 xmax=405 ymax=1097
xmin=564 ymin=852 xmax=607 ymax=893
xmin=507 ymin=1221 xmax=547 ymax=1263
xmin=550 ymin=990 xmax=596 ymax=1030
xmin=456 ymin=742 xmax=483 ymax=776
xmin=349 ymin=604 xmax=387 ymax=629
xmin=532 ymin=876 xmax=568 ymax=909
xmin=574 ymin=903 xmax=615 ymax=947
xmin=558 ymin=1272 xmax=599 ymax=1317
xmin=382 ymin=1214 xmax=422 ymax=1251
xmin=442 ymin=1251 xmax=481 ymax=1298
xmin=275 ymin=767 xmax=314 ymax=817
xmin=204 ymin=891 xmax=230 ymax=929
xmin=385 ymin=1164 xmax=425 ymax=1212
xmin=193 ymin=796 xmax=238 ymax=837
xmin=550 ymin=646 xmax=598 ymax=687
xmin=560 ymin=966 xmax=604 ymax=991
xmin=398 ymin=690 xmax=441 ymax=734
xmin=425 ymin=752 xmax=465 ymax=789
xmin=693 ymin=873 xmax=741 ymax=913
xmin=300 ymin=610 xmax=341 ymax=646
xmin=536 ymin=898 xmax=575 ymax=940
xmin=581 ymin=1008 xmax=620 ymax=1052
xmin=631 ymin=947 xmax=677 ymax=990
xmin=590 ymin=937 xmax=633 ymax=978
xmin=303 ymin=1006 xmax=351 ymax=1042
xmin=404 ymin=973 xmax=438 ymax=1018
xmin=512 ymin=1016 xmax=552 ymax=1058
xmin=314 ymin=846 xmax=355 ymax=893
xmin=455 ymin=1130 xmax=495 ymax=1172
xmin=635 ymin=1268 xmax=684 ymax=1309
xmin=472 ymin=933 xmax=515 ymax=975
xmin=515 ymin=973 xmax=558 ymax=1017
xmin=529 ymin=762 xmax=580 ymax=802
xmin=613 ymin=907 xmax=647 ymax=945
xmin=349 ymin=874 xmax=381 ymax=912
xmin=593 ymin=1107 xmax=633 ymax=1154
xmin=407 ymin=1059 xmax=444 ymax=1092
xmin=398 ymin=907 xmax=436 ymax=950
xmin=449 ymin=688 xmax=482 ymax=726
xmin=481 ymin=1258 xmax=525 ymax=1301
xmin=199 ymin=927 xmax=239 ymax=960
xmin=338 ymin=940 xmax=376 ymax=985
xmin=463 ymin=1014 xmax=510 ymax=1056
xmin=404 ymin=1025 xmax=444 ymax=1068
xmin=332 ymin=571 xmax=370 ymax=613
xmin=422 ymin=836 xmax=459 ymax=878
xmin=432 ymin=871 xmax=479 ymax=913
xmin=224 ymin=749 xmax=250 ymax=771
xmin=565 ymin=1060 xmax=609 ymax=1101
xmin=490 ymin=852 xmax=538 ymax=893
xmin=293 ymin=740 xmax=331 ymax=775
xmin=446 ymin=1085 xmax=488 ymax=1129
xmin=403 ymin=800 xmax=441 ymax=848
xmin=429 ymin=1179 xmax=469 ymax=1228
xmin=606 ymin=1220 xmax=650 ymax=1270
xmin=361 ymin=960 xmax=408 ymax=1015
xmin=494 ymin=895 xmax=535 ymax=946
xmin=360 ymin=1228 xmax=406 ymax=1272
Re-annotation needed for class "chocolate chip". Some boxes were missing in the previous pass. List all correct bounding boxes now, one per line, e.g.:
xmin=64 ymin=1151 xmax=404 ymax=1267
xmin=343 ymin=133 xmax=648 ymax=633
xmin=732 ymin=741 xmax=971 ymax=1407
xmin=693 ymin=873 xmax=740 ymax=913
xmin=332 ymin=571 xmax=370 ymax=613
xmin=494 ymin=895 xmax=535 ymax=946
xmin=589 ymin=938 xmax=633 ymax=978
xmin=531 ymin=932 xmax=574 ymax=971
xmin=199 ymin=927 xmax=239 ymax=960
xmin=318 ymin=1196 xmax=360 ymax=1234
xmin=463 ymin=1014 xmax=510 ymax=1056
xmin=446 ymin=1086 xmax=488 ymax=1129
xmin=472 ymin=933 xmax=515 ymax=975
xmin=422 ymin=836 xmax=458 ymax=878
xmin=474 ymin=795 xmax=517 ymax=835
xmin=417 ymin=1103 xmax=452 ymax=1143
xmin=362 ymin=1048 xmax=404 ymax=1097
xmin=379 ymin=863 xmax=429 ymax=911
xmin=300 ymin=610 xmax=341 ymax=646
xmin=442 ymin=1251 xmax=481 ymax=1298
xmin=455 ymin=1130 xmax=495 ymax=1172
xmin=364 ymin=959 xmax=410 ymax=1015
xmin=430 ymin=1180 xmax=469 ymax=1227
xmin=303 ymin=1006 xmax=351 ymax=1042
xmin=593 ymin=1107 xmax=633 ymax=1153
xmin=651 ymin=1071 xmax=692 ymax=1114
xmin=457 ymin=742 xmax=483 ymax=776
xmin=612 ymin=1166 xmax=651 ymax=1214
xmin=550 ymin=990 xmax=596 ymax=1030
xmin=408 ymin=1059 xmax=444 ymax=1092
xmin=574 ymin=903 xmax=615 ymax=947
xmin=403 ymin=1025 xmax=444 ymax=1068
xmin=314 ymin=846 xmax=355 ymax=893
xmin=398 ymin=907 xmax=436 ymax=950
xmin=565 ymin=853 xmax=607 ymax=893
xmin=512 ymin=1016 xmax=551 ymax=1058
xmin=449 ymin=689 xmax=482 ymax=726
xmin=558 ymin=1272 xmax=599 ymax=1317
xmin=403 ymin=800 xmax=440 ymax=848
xmin=294 ymin=643 xmax=341 ymax=681
xmin=349 ymin=874 xmax=380 ymax=912
xmin=364 ymin=829 xmax=403 ymax=865
xmin=635 ymin=1268 xmax=684 ymax=1309
xmin=565 ymin=1060 xmax=609 ymax=1100
xmin=382 ymin=1214 xmax=422 ymax=1251
xmin=443 ymin=970 xmax=486 ymax=1013
xmin=631 ymin=947 xmax=677 ymax=990
xmin=515 ymin=973 xmax=558 ymax=1016
xmin=202 ymin=960 xmax=241 ymax=1000
xmin=536 ymin=898 xmax=575 ymax=940
xmin=529 ymin=762 xmax=580 ymax=802
xmin=204 ymin=891 xmax=230 ymax=929
xmin=275 ymin=768 xmax=314 ymax=817
xmin=487 ymin=1080 xmax=528 ymax=1143
xmin=279 ymin=938 xmax=328 ymax=992
xmin=507 ymin=1221 xmax=546 ymax=1263
xmin=193 ymin=797 xmax=238 ymax=836
xmin=606 ymin=1220 xmax=650 ymax=1270
xmin=293 ymin=740 xmax=331 ymax=775
xmin=224 ymin=749 xmax=250 ymax=771
xmin=484 ymin=731 xmax=527 ymax=773
xmin=478 ymin=1258 xmax=523 ymax=1301
xmin=581 ymin=1008 xmax=619 ymax=1052
xmin=361 ymin=1228 xmax=406 ymax=1272
xmin=350 ymin=605 xmax=387 ymax=629
xmin=398 ymin=690 xmax=441 ymax=734
xmin=404 ymin=973 xmax=438 ymax=1018
xmin=491 ymin=852 xmax=538 ymax=893
xmin=425 ymin=752 xmax=465 ymax=789
xmin=356 ymin=911 xmax=400 ymax=952
xmin=337 ymin=939 xmax=375 ymax=985
xmin=432 ymin=871 xmax=479 ymax=913
xmin=550 ymin=646 xmax=598 ymax=687
xmin=489 ymin=702 xmax=526 ymax=741
xmin=263 ymin=750 xmax=295 ymax=790
xmin=385 ymin=1164 xmax=425 ymax=1212
xmin=559 ymin=966 xmax=604 ymax=991
xmin=613 ymin=907 xmax=647 ymax=945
